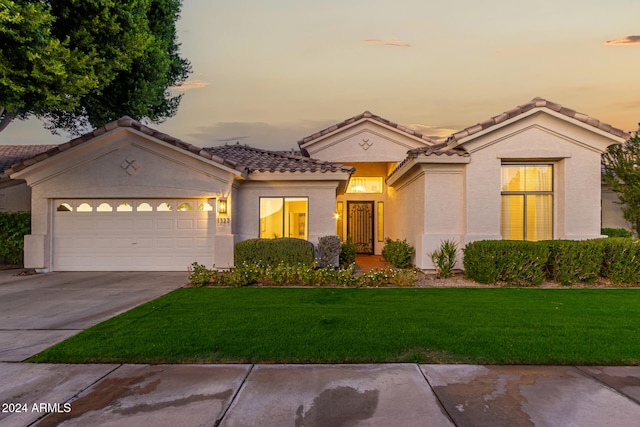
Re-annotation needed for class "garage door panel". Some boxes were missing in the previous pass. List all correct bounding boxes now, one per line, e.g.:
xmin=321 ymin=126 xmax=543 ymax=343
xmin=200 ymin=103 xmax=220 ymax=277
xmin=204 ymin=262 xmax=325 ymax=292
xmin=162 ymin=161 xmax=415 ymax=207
xmin=53 ymin=199 xmax=215 ymax=271
xmin=156 ymin=219 xmax=174 ymax=230
xmin=134 ymin=219 xmax=154 ymax=230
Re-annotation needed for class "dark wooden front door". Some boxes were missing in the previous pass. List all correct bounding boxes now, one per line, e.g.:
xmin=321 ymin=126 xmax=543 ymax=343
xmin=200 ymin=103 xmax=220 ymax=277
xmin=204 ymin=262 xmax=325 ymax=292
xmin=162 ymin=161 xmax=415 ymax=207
xmin=347 ymin=201 xmax=374 ymax=254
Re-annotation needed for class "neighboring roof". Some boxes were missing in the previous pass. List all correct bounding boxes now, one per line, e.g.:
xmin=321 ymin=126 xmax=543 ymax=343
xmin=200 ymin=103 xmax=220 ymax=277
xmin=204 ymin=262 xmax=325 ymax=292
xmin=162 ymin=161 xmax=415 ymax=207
xmin=0 ymin=145 xmax=57 ymax=180
xmin=297 ymin=110 xmax=437 ymax=151
xmin=5 ymin=117 xmax=249 ymax=177
xmin=206 ymin=144 xmax=355 ymax=174
xmin=445 ymin=97 xmax=630 ymax=146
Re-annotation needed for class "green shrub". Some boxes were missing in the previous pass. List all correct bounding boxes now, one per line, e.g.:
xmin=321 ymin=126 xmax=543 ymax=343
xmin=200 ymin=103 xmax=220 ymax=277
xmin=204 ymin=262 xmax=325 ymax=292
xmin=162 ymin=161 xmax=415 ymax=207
xmin=546 ymin=240 xmax=605 ymax=285
xmin=317 ymin=235 xmax=341 ymax=267
xmin=188 ymin=262 xmax=214 ymax=287
xmin=382 ymin=238 xmax=415 ymax=269
xmin=601 ymin=228 xmax=633 ymax=238
xmin=0 ymin=211 xmax=30 ymax=265
xmin=429 ymin=240 xmax=458 ymax=278
xmin=601 ymin=238 xmax=640 ymax=283
xmin=234 ymin=238 xmax=315 ymax=266
xmin=339 ymin=238 xmax=357 ymax=267
xmin=463 ymin=240 xmax=549 ymax=285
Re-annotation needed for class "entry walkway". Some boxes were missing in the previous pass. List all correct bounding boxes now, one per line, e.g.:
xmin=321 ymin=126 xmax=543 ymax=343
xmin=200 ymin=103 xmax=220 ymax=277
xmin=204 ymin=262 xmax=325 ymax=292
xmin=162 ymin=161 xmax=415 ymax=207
xmin=1 ymin=362 xmax=640 ymax=426
xmin=355 ymin=255 xmax=389 ymax=272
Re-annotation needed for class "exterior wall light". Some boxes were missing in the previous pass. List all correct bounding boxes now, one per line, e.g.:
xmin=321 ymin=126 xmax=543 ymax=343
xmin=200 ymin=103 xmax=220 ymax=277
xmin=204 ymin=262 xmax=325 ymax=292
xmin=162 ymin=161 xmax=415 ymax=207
xmin=217 ymin=198 xmax=228 ymax=214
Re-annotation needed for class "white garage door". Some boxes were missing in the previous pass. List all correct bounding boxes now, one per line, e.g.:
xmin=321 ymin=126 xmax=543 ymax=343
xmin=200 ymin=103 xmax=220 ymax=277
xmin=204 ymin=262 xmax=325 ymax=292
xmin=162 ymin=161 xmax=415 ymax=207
xmin=53 ymin=199 xmax=216 ymax=271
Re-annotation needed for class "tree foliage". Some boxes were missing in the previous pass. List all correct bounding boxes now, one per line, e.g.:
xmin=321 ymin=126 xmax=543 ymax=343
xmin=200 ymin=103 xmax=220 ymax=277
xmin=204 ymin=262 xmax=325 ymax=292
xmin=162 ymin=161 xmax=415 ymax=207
xmin=602 ymin=127 xmax=640 ymax=235
xmin=0 ymin=0 xmax=190 ymax=134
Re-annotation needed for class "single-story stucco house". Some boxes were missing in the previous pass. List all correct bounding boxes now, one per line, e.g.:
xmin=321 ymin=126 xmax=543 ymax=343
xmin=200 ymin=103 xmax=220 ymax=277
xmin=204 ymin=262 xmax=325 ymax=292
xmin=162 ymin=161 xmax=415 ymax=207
xmin=0 ymin=97 xmax=631 ymax=271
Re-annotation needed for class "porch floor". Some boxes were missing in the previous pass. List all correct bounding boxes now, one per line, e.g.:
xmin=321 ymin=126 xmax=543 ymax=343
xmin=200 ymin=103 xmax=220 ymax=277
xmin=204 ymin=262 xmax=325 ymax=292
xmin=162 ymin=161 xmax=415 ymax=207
xmin=355 ymin=255 xmax=389 ymax=273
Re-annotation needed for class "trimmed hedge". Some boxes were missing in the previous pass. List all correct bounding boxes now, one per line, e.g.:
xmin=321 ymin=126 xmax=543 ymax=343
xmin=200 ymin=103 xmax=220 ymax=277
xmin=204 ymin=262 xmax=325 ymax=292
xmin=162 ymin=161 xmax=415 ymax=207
xmin=234 ymin=238 xmax=315 ymax=266
xmin=601 ymin=238 xmax=640 ymax=283
xmin=602 ymin=228 xmax=633 ymax=238
xmin=463 ymin=240 xmax=549 ymax=286
xmin=545 ymin=240 xmax=605 ymax=285
xmin=464 ymin=238 xmax=640 ymax=285
xmin=0 ymin=211 xmax=30 ymax=265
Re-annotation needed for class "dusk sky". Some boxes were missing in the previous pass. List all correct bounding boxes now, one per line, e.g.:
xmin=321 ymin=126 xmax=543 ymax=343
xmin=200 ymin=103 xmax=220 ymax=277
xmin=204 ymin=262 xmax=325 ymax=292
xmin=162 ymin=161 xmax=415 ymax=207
xmin=3 ymin=0 xmax=640 ymax=150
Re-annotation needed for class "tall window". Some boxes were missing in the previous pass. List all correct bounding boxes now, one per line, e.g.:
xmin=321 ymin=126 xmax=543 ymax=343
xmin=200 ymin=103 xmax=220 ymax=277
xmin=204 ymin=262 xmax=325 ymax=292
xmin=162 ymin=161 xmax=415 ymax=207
xmin=260 ymin=197 xmax=308 ymax=239
xmin=500 ymin=164 xmax=553 ymax=241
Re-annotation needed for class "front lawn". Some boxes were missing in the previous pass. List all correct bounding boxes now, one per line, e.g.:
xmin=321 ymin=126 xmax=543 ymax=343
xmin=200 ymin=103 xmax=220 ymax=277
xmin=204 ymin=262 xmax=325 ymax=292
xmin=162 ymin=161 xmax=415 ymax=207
xmin=29 ymin=288 xmax=640 ymax=365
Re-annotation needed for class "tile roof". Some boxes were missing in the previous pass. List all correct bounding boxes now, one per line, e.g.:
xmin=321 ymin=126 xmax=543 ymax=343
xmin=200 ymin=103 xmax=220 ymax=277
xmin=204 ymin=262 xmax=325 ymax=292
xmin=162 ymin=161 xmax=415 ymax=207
xmin=406 ymin=142 xmax=469 ymax=157
xmin=3 ymin=117 xmax=354 ymax=179
xmin=387 ymin=143 xmax=469 ymax=179
xmin=0 ymin=145 xmax=58 ymax=179
xmin=206 ymin=144 xmax=355 ymax=174
xmin=4 ymin=117 xmax=250 ymax=177
xmin=446 ymin=97 xmax=630 ymax=146
xmin=297 ymin=111 xmax=437 ymax=151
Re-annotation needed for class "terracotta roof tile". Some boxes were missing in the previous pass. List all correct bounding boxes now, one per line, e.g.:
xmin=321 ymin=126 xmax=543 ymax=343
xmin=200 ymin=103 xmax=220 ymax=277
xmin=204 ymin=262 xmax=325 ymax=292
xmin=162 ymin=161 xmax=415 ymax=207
xmin=446 ymin=97 xmax=630 ymax=146
xmin=206 ymin=144 xmax=355 ymax=174
xmin=297 ymin=110 xmax=437 ymax=151
xmin=0 ymin=145 xmax=57 ymax=179
xmin=4 ymin=117 xmax=249 ymax=176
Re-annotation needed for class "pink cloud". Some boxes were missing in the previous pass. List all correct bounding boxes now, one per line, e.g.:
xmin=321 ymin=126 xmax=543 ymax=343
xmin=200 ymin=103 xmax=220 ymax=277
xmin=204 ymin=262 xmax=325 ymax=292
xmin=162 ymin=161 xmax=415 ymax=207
xmin=604 ymin=35 xmax=640 ymax=45
xmin=171 ymin=79 xmax=210 ymax=91
xmin=364 ymin=38 xmax=412 ymax=47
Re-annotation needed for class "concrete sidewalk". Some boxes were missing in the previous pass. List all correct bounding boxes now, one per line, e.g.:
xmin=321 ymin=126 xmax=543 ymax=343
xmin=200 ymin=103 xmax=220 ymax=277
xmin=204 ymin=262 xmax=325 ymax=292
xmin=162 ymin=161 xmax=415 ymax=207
xmin=1 ymin=362 xmax=639 ymax=427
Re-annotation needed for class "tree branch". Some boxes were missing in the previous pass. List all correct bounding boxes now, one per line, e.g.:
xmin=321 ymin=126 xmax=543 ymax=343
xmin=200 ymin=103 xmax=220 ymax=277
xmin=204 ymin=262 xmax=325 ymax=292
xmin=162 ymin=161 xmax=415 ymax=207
xmin=0 ymin=109 xmax=15 ymax=133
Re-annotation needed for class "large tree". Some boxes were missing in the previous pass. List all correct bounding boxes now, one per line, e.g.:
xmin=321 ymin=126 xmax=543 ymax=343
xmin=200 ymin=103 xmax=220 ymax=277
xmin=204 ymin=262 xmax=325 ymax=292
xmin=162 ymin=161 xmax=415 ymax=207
xmin=0 ymin=0 xmax=190 ymax=134
xmin=602 ymin=127 xmax=640 ymax=235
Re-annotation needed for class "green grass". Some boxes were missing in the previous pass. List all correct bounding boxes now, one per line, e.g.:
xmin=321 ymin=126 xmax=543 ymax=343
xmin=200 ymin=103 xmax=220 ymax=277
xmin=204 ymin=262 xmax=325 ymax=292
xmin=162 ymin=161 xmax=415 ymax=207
xmin=29 ymin=288 xmax=640 ymax=365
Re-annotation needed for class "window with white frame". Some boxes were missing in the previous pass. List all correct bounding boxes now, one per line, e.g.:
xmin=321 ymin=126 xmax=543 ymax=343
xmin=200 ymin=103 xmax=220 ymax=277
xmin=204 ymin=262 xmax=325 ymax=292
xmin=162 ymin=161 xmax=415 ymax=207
xmin=500 ymin=164 xmax=553 ymax=241
xmin=259 ymin=197 xmax=308 ymax=239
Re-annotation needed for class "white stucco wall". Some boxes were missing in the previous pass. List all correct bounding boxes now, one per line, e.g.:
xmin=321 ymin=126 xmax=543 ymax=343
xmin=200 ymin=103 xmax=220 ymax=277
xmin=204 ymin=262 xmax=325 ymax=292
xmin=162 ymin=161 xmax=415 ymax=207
xmin=0 ymin=181 xmax=31 ymax=212
xmin=389 ymin=162 xmax=467 ymax=269
xmin=12 ymin=129 xmax=238 ymax=271
xmin=302 ymin=120 xmax=430 ymax=163
xmin=461 ymin=112 xmax=620 ymax=243
xmin=235 ymin=180 xmax=341 ymax=245
xmin=387 ymin=165 xmax=426 ymax=267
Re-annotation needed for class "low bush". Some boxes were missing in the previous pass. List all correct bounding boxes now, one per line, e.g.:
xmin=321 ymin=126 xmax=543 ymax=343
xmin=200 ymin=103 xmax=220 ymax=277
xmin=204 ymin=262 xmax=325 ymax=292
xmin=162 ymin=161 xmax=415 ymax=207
xmin=382 ymin=238 xmax=415 ymax=268
xmin=188 ymin=262 xmax=214 ymax=287
xmin=429 ymin=240 xmax=458 ymax=278
xmin=601 ymin=228 xmax=633 ymax=238
xmin=194 ymin=261 xmax=420 ymax=288
xmin=0 ymin=211 xmax=30 ymax=265
xmin=601 ymin=238 xmax=640 ymax=283
xmin=317 ymin=235 xmax=341 ymax=267
xmin=463 ymin=240 xmax=549 ymax=285
xmin=339 ymin=238 xmax=357 ymax=267
xmin=545 ymin=240 xmax=605 ymax=285
xmin=234 ymin=238 xmax=315 ymax=266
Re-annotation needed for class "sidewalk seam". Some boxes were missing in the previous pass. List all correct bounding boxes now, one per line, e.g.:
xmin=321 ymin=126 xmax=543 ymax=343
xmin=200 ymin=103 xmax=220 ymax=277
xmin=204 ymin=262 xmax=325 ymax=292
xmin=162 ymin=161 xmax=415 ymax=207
xmin=575 ymin=366 xmax=640 ymax=406
xmin=215 ymin=364 xmax=255 ymax=427
xmin=27 ymin=363 xmax=124 ymax=427
xmin=416 ymin=364 xmax=458 ymax=426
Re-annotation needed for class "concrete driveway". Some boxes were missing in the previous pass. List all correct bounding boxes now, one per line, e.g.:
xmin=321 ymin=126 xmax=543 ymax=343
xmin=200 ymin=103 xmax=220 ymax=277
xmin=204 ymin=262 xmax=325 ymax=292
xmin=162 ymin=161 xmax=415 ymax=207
xmin=0 ymin=270 xmax=185 ymax=362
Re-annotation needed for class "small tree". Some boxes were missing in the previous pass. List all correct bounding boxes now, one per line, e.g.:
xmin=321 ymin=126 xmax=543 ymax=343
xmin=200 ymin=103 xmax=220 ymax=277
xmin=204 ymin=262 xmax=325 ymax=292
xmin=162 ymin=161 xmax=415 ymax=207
xmin=602 ymin=127 xmax=640 ymax=236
